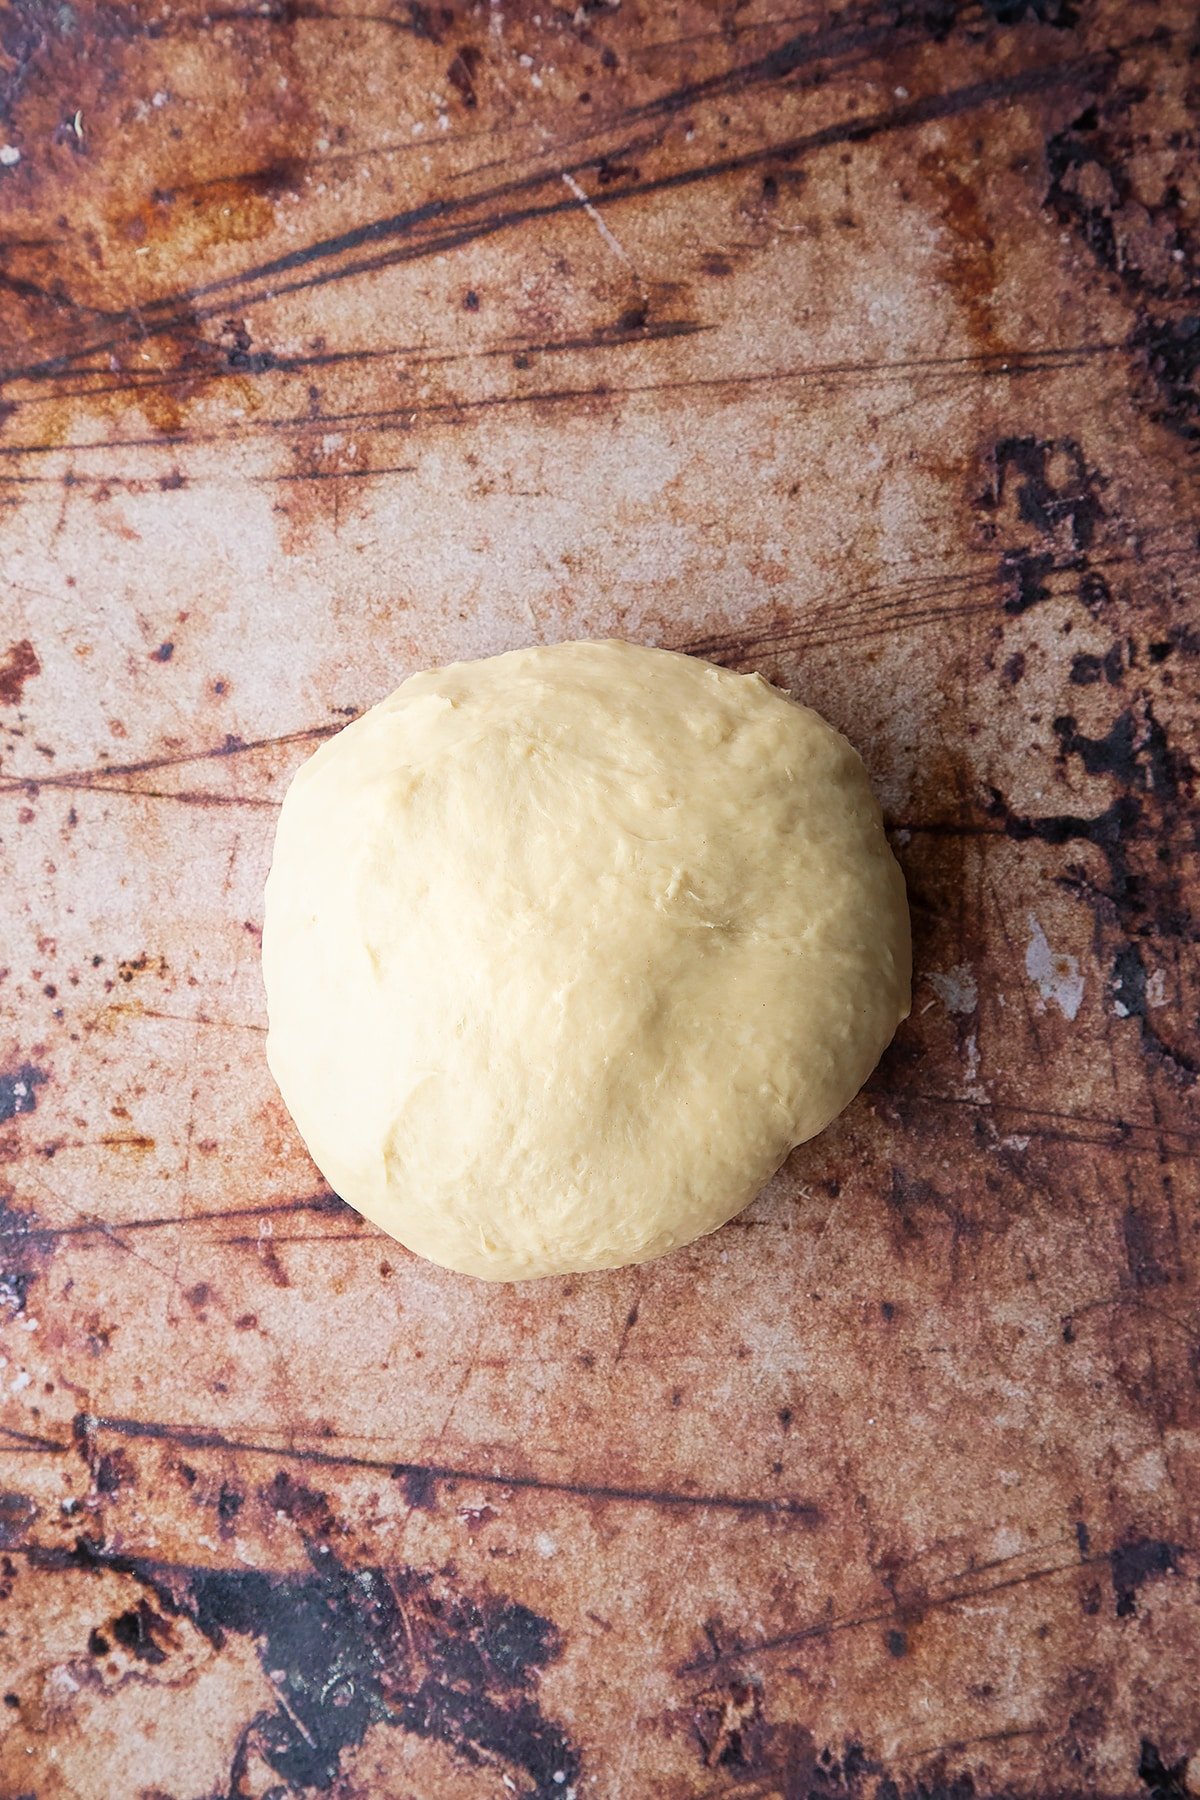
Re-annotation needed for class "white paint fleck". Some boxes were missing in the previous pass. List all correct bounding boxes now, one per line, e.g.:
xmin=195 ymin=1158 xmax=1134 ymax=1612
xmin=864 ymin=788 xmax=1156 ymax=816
xmin=1000 ymin=1134 xmax=1031 ymax=1152
xmin=11 ymin=1369 xmax=31 ymax=1391
xmin=964 ymin=1032 xmax=980 ymax=1085
xmin=928 ymin=963 xmax=977 ymax=1014
xmin=0 ymin=144 xmax=22 ymax=167
xmin=1145 ymin=967 xmax=1167 ymax=1008
xmin=1025 ymin=914 xmax=1084 ymax=1020
xmin=152 ymin=89 xmax=169 ymax=107
xmin=560 ymin=170 xmax=643 ymax=291
xmin=534 ymin=1531 xmax=557 ymax=1558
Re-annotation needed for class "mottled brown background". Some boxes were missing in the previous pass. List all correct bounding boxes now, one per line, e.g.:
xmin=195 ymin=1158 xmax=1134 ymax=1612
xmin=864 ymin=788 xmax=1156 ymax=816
xmin=0 ymin=0 xmax=1197 ymax=1796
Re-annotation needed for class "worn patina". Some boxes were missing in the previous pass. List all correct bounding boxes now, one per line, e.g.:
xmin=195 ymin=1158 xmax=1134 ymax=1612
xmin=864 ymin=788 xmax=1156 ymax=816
xmin=1 ymin=1 xmax=1197 ymax=1795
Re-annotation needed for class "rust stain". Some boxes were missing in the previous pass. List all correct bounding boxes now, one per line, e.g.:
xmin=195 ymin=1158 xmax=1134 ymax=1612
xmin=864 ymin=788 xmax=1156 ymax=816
xmin=0 ymin=637 xmax=39 ymax=705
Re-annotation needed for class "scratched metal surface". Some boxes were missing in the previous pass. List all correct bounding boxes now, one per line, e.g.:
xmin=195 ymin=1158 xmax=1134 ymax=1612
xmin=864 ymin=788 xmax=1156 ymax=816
xmin=1 ymin=1 xmax=1198 ymax=1796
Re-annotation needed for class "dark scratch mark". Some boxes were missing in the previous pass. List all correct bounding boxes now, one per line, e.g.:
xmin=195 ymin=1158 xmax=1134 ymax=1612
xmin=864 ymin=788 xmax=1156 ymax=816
xmin=0 ymin=722 xmax=342 ymax=799
xmin=0 ymin=1063 xmax=48 ymax=1125
xmin=0 ymin=1189 xmax=344 ymax=1242
xmin=0 ymin=343 xmax=1124 ymax=465
xmin=78 ymin=1414 xmax=826 ymax=1519
xmin=0 ymin=60 xmax=1098 ymax=390
xmin=680 ymin=1550 xmax=1113 ymax=1673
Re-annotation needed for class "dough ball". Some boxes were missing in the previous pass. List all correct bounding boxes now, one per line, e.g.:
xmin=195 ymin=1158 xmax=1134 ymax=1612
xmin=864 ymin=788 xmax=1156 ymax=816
xmin=262 ymin=640 xmax=910 ymax=1280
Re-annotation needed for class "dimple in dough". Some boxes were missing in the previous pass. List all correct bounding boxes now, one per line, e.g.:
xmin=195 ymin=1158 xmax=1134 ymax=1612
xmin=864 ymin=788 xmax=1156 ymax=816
xmin=262 ymin=639 xmax=911 ymax=1281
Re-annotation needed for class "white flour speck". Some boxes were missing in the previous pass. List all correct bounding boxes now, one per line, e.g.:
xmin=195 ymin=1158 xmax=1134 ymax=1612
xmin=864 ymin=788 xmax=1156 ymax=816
xmin=929 ymin=964 xmax=977 ymax=1014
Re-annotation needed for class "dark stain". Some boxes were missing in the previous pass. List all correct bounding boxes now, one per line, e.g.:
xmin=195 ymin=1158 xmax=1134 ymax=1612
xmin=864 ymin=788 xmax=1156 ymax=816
xmin=0 ymin=0 xmax=68 ymax=123
xmin=1069 ymin=646 xmax=1123 ymax=686
xmin=982 ymin=434 xmax=1104 ymax=553
xmin=110 ymin=1598 xmax=172 ymax=1665
xmin=692 ymin=1679 xmax=765 ymax=1768
xmin=403 ymin=1 xmax=451 ymax=42
xmin=217 ymin=1482 xmax=244 ymax=1524
xmin=73 ymin=1412 xmax=136 ymax=1498
xmin=263 ymin=1468 xmax=338 ymax=1537
xmin=981 ymin=0 xmax=1077 ymax=20
xmin=216 ymin=314 xmax=279 ymax=376
xmin=1042 ymin=54 xmax=1198 ymax=445
xmin=0 ymin=1202 xmax=35 ymax=1317
xmin=918 ymin=147 xmax=1000 ymax=352
xmin=41 ymin=1531 xmax=579 ymax=1799
xmin=885 ymin=1627 xmax=908 ymax=1657
xmin=0 ymin=638 xmax=40 ymax=705
xmin=87 ymin=1627 xmax=110 ymax=1655
xmin=1109 ymin=1537 xmax=1180 ymax=1618
xmin=149 ymin=640 xmax=174 ymax=662
xmin=1110 ymin=942 xmax=1197 ymax=1080
xmin=1122 ymin=1203 xmax=1173 ymax=1290
xmin=1046 ymin=91 xmax=1195 ymax=303
xmin=398 ymin=1464 xmax=437 ymax=1511
xmin=0 ymin=1062 xmax=48 ymax=1124
xmin=0 ymin=1491 xmax=37 ymax=1547
xmin=94 ymin=1448 xmax=134 ymax=1495
xmin=989 ymin=699 xmax=1197 ymax=1084
xmin=0 ymin=1194 xmax=47 ymax=1315
xmin=999 ymin=547 xmax=1055 ymax=615
xmin=886 ymin=1166 xmax=998 ymax=1258
xmin=688 ymin=1712 xmax=891 ymax=1800
xmin=259 ymin=1236 xmax=292 ymax=1286
xmin=1133 ymin=315 xmax=1200 ymax=443
xmin=446 ymin=43 xmax=482 ymax=109
xmin=1139 ymin=1740 xmax=1191 ymax=1799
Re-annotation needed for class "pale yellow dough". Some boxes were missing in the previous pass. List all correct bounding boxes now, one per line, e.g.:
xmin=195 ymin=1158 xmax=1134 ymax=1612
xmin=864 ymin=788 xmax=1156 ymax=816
xmin=262 ymin=640 xmax=910 ymax=1280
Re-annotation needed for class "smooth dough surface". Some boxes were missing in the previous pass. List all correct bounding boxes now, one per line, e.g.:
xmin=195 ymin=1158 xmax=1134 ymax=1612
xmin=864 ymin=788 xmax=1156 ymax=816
xmin=262 ymin=640 xmax=910 ymax=1280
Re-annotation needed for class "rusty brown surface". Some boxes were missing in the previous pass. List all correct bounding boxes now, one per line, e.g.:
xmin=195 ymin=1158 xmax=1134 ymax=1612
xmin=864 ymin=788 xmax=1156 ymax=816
xmin=1 ymin=0 xmax=1198 ymax=1795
